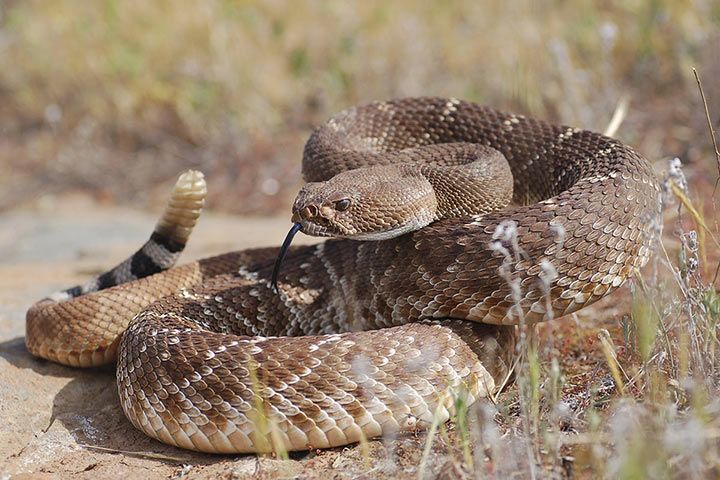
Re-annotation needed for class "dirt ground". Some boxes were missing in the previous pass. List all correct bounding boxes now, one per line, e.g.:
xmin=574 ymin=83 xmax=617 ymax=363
xmin=1 ymin=192 xmax=513 ymax=479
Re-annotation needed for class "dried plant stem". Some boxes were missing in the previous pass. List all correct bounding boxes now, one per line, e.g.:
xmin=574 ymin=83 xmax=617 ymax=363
xmin=604 ymin=95 xmax=629 ymax=138
xmin=692 ymin=68 xmax=720 ymax=194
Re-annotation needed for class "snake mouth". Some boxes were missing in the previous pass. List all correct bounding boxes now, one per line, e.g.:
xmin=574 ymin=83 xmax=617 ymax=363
xmin=271 ymin=222 xmax=303 ymax=293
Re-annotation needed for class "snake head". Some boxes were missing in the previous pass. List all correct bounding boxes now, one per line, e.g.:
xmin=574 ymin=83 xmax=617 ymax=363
xmin=291 ymin=165 xmax=437 ymax=240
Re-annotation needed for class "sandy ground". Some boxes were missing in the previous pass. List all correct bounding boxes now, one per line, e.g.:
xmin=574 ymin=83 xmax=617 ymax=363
xmin=0 ymin=193 xmax=479 ymax=479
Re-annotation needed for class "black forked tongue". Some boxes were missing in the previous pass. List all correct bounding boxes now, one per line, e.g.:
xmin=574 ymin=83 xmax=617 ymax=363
xmin=271 ymin=222 xmax=302 ymax=294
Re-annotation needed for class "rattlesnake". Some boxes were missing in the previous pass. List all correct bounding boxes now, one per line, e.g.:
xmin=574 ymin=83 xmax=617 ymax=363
xmin=26 ymin=97 xmax=660 ymax=454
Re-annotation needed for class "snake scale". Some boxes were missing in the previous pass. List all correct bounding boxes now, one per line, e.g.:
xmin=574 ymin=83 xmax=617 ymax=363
xmin=26 ymin=97 xmax=660 ymax=454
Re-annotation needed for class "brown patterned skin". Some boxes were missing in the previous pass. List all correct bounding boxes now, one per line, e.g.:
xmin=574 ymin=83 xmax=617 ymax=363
xmin=26 ymin=97 xmax=660 ymax=454
xmin=292 ymin=143 xmax=513 ymax=239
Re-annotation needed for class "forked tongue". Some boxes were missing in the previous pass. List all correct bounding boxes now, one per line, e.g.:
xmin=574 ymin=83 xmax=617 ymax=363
xmin=271 ymin=222 xmax=303 ymax=293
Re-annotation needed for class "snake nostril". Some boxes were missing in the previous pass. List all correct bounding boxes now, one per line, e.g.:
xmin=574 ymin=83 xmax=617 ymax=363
xmin=303 ymin=205 xmax=319 ymax=219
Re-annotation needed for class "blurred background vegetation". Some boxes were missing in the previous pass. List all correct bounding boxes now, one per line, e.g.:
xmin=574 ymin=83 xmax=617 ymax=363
xmin=0 ymin=0 xmax=718 ymax=214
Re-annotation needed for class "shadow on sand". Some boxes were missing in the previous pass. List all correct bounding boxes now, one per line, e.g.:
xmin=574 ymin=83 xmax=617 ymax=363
xmin=0 ymin=336 xmax=220 ymax=465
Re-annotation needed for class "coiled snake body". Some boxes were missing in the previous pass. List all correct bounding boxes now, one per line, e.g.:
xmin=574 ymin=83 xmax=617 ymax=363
xmin=26 ymin=98 xmax=660 ymax=453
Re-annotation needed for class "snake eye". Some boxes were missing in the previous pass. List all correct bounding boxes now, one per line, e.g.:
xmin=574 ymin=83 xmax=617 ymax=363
xmin=334 ymin=198 xmax=351 ymax=211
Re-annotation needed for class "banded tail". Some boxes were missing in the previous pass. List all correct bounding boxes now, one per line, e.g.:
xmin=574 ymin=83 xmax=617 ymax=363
xmin=48 ymin=170 xmax=207 ymax=302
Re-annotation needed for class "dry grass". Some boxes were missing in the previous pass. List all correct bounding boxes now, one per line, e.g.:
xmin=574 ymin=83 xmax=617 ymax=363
xmin=442 ymin=161 xmax=720 ymax=479
xmin=1 ymin=0 xmax=719 ymax=212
